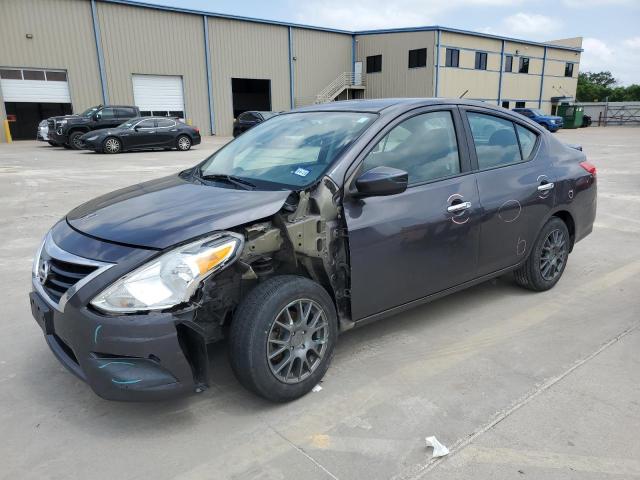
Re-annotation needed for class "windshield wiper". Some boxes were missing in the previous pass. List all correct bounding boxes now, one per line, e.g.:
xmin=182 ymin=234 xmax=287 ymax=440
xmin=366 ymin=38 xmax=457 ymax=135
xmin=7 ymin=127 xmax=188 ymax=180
xmin=199 ymin=173 xmax=256 ymax=190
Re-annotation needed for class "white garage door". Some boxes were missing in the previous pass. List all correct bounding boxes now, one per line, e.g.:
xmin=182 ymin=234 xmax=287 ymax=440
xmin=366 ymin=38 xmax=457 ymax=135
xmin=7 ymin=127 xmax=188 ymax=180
xmin=0 ymin=68 xmax=71 ymax=103
xmin=132 ymin=74 xmax=184 ymax=118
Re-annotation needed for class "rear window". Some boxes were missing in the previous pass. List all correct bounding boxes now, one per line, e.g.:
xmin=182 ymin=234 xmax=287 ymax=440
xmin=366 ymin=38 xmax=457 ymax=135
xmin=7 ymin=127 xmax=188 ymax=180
xmin=516 ymin=125 xmax=537 ymax=159
xmin=467 ymin=112 xmax=521 ymax=169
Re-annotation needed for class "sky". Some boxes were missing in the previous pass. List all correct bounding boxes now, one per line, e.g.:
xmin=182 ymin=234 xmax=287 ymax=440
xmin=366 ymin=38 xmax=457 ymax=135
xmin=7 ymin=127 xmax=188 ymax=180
xmin=147 ymin=0 xmax=640 ymax=85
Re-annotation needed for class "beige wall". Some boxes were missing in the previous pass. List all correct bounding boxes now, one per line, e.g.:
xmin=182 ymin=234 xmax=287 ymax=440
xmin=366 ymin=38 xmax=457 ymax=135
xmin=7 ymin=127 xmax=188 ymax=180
xmin=96 ymin=2 xmax=210 ymax=133
xmin=292 ymin=29 xmax=352 ymax=107
xmin=208 ymin=18 xmax=290 ymax=136
xmin=0 ymin=0 xmax=103 ymax=141
xmin=355 ymin=31 xmax=436 ymax=99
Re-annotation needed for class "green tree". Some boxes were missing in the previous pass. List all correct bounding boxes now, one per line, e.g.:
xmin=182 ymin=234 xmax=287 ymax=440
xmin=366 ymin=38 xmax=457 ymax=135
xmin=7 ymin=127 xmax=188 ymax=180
xmin=576 ymin=71 xmax=640 ymax=102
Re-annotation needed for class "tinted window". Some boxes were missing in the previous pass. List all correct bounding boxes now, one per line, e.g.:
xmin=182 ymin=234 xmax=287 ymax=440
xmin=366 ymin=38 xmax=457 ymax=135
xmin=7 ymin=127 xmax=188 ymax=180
xmin=45 ymin=71 xmax=67 ymax=81
xmin=502 ymin=101 xmax=510 ymax=109
xmin=116 ymin=108 xmax=136 ymax=117
xmin=97 ymin=108 xmax=116 ymax=119
xmin=564 ymin=62 xmax=574 ymax=77
xmin=362 ymin=111 xmax=460 ymax=185
xmin=445 ymin=48 xmax=459 ymax=67
xmin=516 ymin=125 xmax=537 ymax=159
xmin=240 ymin=112 xmax=260 ymax=122
xmin=515 ymin=101 xmax=526 ymax=108
xmin=475 ymin=52 xmax=487 ymax=70
xmin=23 ymin=70 xmax=45 ymax=80
xmin=519 ymin=57 xmax=529 ymax=73
xmin=366 ymin=55 xmax=382 ymax=73
xmin=467 ymin=112 xmax=521 ymax=169
xmin=518 ymin=109 xmax=534 ymax=118
xmin=408 ymin=48 xmax=427 ymax=68
xmin=156 ymin=119 xmax=175 ymax=128
xmin=136 ymin=119 xmax=156 ymax=128
xmin=504 ymin=55 xmax=513 ymax=72
xmin=0 ymin=69 xmax=21 ymax=79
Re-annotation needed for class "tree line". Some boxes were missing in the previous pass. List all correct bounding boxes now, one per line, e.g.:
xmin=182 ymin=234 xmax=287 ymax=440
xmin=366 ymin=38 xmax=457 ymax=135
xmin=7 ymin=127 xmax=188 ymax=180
xmin=577 ymin=71 xmax=640 ymax=102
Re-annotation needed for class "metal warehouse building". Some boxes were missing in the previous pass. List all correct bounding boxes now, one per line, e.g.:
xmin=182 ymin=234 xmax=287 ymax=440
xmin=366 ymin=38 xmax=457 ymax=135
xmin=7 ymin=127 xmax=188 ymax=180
xmin=0 ymin=0 xmax=582 ymax=141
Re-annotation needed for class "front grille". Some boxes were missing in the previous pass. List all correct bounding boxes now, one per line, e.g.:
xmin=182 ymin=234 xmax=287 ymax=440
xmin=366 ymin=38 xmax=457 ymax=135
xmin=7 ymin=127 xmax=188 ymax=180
xmin=41 ymin=255 xmax=98 ymax=303
xmin=47 ymin=119 xmax=55 ymax=131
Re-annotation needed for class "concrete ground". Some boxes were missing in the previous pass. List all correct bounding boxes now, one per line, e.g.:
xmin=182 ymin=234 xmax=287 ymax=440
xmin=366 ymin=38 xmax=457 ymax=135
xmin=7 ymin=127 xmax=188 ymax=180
xmin=0 ymin=127 xmax=638 ymax=480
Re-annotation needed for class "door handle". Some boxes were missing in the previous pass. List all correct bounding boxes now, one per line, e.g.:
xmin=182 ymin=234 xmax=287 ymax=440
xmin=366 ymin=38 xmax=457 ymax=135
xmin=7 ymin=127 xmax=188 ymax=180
xmin=537 ymin=182 xmax=555 ymax=192
xmin=447 ymin=201 xmax=472 ymax=213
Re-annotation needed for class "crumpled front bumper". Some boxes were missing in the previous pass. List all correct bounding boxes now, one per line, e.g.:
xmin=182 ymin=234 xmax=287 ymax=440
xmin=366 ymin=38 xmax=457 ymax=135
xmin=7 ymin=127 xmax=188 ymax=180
xmin=29 ymin=287 xmax=200 ymax=401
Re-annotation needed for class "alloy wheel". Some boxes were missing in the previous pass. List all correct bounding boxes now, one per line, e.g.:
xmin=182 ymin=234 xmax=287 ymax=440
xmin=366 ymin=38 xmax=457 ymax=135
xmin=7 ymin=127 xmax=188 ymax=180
xmin=104 ymin=138 xmax=121 ymax=154
xmin=540 ymin=229 xmax=567 ymax=281
xmin=267 ymin=299 xmax=329 ymax=384
xmin=177 ymin=136 xmax=191 ymax=151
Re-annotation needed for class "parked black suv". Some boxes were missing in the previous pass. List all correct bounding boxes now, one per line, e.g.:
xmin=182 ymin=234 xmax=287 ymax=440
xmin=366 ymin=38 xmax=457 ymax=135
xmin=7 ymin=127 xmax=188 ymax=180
xmin=48 ymin=105 xmax=140 ymax=149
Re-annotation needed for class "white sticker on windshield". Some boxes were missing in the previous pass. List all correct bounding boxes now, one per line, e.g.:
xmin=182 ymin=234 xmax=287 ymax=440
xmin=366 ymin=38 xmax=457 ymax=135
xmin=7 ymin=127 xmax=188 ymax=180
xmin=357 ymin=117 xmax=370 ymax=123
xmin=293 ymin=167 xmax=310 ymax=177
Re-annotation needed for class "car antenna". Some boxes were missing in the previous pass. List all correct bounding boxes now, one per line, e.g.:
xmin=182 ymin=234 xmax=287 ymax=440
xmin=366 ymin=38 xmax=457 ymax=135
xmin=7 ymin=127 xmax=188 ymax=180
xmin=459 ymin=90 xmax=468 ymax=99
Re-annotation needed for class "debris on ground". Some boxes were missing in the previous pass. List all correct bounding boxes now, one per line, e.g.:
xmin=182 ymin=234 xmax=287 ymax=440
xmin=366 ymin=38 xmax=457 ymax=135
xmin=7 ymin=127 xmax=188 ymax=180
xmin=425 ymin=436 xmax=449 ymax=458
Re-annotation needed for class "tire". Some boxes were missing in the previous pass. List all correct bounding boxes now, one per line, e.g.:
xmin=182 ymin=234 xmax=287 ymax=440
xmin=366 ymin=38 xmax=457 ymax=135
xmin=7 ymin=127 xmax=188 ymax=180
xmin=62 ymin=143 xmax=72 ymax=150
xmin=176 ymin=135 xmax=191 ymax=151
xmin=514 ymin=217 xmax=570 ymax=291
xmin=68 ymin=131 xmax=85 ymax=150
xmin=229 ymin=275 xmax=338 ymax=402
xmin=102 ymin=137 xmax=122 ymax=154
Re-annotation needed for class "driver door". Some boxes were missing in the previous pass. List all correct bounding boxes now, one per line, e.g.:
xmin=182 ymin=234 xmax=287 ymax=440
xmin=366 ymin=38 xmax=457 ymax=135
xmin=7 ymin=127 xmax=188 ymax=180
xmin=121 ymin=119 xmax=156 ymax=149
xmin=343 ymin=107 xmax=481 ymax=321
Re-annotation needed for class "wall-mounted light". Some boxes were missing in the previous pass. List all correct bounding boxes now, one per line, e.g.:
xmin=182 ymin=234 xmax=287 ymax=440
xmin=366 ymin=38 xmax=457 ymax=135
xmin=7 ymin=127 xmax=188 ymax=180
xmin=26 ymin=33 xmax=34 ymax=39
xmin=515 ymin=49 xmax=519 ymax=56
xmin=292 ymin=56 xmax=297 ymax=61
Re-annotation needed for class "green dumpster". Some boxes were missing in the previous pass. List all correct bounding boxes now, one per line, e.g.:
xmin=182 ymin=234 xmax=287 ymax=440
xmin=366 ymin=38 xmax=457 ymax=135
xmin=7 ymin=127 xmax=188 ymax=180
xmin=557 ymin=104 xmax=584 ymax=129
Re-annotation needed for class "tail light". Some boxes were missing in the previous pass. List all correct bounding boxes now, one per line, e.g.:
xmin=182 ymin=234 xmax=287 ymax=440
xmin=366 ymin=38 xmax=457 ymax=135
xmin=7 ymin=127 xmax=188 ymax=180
xmin=580 ymin=161 xmax=596 ymax=177
xmin=194 ymin=127 xmax=200 ymax=134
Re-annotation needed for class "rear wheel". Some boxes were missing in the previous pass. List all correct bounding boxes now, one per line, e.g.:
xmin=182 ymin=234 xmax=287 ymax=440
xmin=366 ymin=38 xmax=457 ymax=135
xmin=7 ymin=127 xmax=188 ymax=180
xmin=176 ymin=135 xmax=191 ymax=151
xmin=514 ymin=217 xmax=570 ymax=291
xmin=102 ymin=137 xmax=122 ymax=154
xmin=229 ymin=275 xmax=338 ymax=402
xmin=68 ymin=131 xmax=85 ymax=150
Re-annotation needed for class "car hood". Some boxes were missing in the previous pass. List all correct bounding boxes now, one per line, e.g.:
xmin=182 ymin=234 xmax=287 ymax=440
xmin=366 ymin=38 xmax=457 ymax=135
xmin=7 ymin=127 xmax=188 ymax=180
xmin=81 ymin=127 xmax=122 ymax=138
xmin=542 ymin=115 xmax=563 ymax=121
xmin=66 ymin=175 xmax=292 ymax=249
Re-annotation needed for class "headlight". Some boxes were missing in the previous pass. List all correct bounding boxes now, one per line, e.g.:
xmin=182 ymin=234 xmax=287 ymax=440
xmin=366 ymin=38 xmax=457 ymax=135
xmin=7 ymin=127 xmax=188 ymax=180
xmin=86 ymin=135 xmax=98 ymax=141
xmin=549 ymin=119 xmax=556 ymax=124
xmin=90 ymin=233 xmax=243 ymax=313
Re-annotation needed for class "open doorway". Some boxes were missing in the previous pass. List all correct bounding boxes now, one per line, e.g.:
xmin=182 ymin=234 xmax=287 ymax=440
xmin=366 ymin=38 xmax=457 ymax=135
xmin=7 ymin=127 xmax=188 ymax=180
xmin=5 ymin=102 xmax=71 ymax=140
xmin=231 ymin=78 xmax=271 ymax=118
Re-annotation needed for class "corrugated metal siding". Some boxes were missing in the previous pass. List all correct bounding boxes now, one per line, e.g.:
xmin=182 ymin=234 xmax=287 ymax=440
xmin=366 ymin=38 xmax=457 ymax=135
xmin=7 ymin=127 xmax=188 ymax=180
xmin=355 ymin=32 xmax=436 ymax=99
xmin=96 ymin=2 xmax=209 ymax=132
xmin=292 ymin=29 xmax=352 ymax=107
xmin=0 ymin=0 xmax=102 ymax=141
xmin=208 ymin=18 xmax=290 ymax=136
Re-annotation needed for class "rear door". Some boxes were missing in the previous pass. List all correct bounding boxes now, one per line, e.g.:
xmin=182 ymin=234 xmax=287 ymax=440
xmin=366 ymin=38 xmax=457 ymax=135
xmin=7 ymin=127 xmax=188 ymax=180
xmin=121 ymin=119 xmax=156 ymax=149
xmin=343 ymin=106 xmax=480 ymax=321
xmin=155 ymin=118 xmax=178 ymax=146
xmin=460 ymin=107 xmax=551 ymax=276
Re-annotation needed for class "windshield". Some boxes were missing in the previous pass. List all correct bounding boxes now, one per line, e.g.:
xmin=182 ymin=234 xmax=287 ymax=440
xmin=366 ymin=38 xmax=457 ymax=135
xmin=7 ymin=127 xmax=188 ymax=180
xmin=528 ymin=109 xmax=544 ymax=116
xmin=199 ymin=112 xmax=377 ymax=189
xmin=80 ymin=107 xmax=100 ymax=117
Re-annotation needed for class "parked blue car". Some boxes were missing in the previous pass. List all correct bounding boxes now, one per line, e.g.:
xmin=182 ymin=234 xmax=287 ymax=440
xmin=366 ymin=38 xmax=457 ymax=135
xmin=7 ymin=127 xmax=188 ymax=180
xmin=512 ymin=108 xmax=564 ymax=132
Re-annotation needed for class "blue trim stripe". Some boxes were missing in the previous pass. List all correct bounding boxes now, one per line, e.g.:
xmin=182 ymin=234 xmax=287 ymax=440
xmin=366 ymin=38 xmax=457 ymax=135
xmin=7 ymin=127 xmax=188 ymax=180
xmin=539 ymin=46 xmax=547 ymax=108
xmin=97 ymin=1 xmax=582 ymax=53
xmin=90 ymin=0 xmax=109 ymax=104
xmin=497 ymin=40 xmax=505 ymax=105
xmin=434 ymin=30 xmax=441 ymax=97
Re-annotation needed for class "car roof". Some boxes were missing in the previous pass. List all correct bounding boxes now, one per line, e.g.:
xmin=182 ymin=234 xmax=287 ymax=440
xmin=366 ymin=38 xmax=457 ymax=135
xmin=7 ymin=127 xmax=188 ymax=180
xmin=292 ymin=98 xmax=507 ymax=114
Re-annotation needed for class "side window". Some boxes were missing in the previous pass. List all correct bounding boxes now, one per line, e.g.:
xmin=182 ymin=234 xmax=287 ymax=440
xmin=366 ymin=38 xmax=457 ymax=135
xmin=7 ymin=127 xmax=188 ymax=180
xmin=504 ymin=55 xmax=513 ymax=72
xmin=516 ymin=124 xmax=537 ymax=159
xmin=117 ymin=108 xmax=136 ymax=118
xmin=445 ymin=48 xmax=459 ymax=67
xmin=366 ymin=55 xmax=382 ymax=73
xmin=362 ymin=111 xmax=461 ymax=185
xmin=467 ymin=112 xmax=521 ymax=169
xmin=156 ymin=118 xmax=175 ymax=128
xmin=98 ymin=108 xmax=116 ymax=120
xmin=137 ymin=119 xmax=156 ymax=129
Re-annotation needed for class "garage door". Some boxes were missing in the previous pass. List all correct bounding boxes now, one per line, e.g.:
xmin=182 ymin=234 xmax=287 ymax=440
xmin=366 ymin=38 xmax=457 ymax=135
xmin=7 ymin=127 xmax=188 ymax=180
xmin=0 ymin=68 xmax=71 ymax=103
xmin=132 ymin=74 xmax=184 ymax=118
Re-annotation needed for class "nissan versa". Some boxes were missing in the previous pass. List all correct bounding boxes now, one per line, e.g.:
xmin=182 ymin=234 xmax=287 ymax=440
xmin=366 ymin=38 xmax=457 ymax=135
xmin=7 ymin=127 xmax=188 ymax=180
xmin=29 ymin=99 xmax=597 ymax=402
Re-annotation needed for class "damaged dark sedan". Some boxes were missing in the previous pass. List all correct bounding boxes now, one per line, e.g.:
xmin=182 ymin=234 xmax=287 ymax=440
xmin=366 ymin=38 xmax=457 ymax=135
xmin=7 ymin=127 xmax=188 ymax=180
xmin=29 ymin=99 xmax=597 ymax=402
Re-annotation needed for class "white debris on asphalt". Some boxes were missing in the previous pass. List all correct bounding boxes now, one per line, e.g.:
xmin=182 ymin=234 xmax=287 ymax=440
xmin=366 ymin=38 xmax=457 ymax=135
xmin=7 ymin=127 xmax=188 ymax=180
xmin=425 ymin=436 xmax=449 ymax=458
xmin=312 ymin=384 xmax=323 ymax=392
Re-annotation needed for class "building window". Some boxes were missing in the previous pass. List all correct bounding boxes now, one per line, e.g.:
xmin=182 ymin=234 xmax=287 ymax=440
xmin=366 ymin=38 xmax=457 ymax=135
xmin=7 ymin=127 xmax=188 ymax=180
xmin=504 ymin=55 xmax=513 ymax=72
xmin=366 ymin=55 xmax=382 ymax=73
xmin=519 ymin=57 xmax=530 ymax=74
xmin=475 ymin=52 xmax=488 ymax=70
xmin=445 ymin=48 xmax=459 ymax=67
xmin=515 ymin=101 xmax=526 ymax=108
xmin=0 ymin=69 xmax=22 ymax=79
xmin=502 ymin=101 xmax=510 ymax=109
xmin=408 ymin=48 xmax=427 ymax=68
xmin=45 ymin=71 xmax=67 ymax=82
xmin=565 ymin=62 xmax=574 ymax=77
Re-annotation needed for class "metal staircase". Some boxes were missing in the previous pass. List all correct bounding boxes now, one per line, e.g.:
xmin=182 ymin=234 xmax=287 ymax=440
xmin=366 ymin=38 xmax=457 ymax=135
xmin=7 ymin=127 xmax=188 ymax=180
xmin=314 ymin=72 xmax=366 ymax=104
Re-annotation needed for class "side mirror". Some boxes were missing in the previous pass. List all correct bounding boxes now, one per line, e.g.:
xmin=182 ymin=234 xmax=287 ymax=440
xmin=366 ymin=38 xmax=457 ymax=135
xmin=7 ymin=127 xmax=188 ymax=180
xmin=354 ymin=166 xmax=408 ymax=197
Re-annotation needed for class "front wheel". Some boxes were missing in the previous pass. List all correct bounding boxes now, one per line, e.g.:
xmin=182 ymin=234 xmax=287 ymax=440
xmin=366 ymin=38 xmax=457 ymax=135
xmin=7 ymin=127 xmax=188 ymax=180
xmin=102 ymin=137 xmax=122 ymax=154
xmin=68 ymin=131 xmax=85 ymax=150
xmin=176 ymin=135 xmax=191 ymax=151
xmin=514 ymin=217 xmax=570 ymax=291
xmin=229 ymin=275 xmax=338 ymax=402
